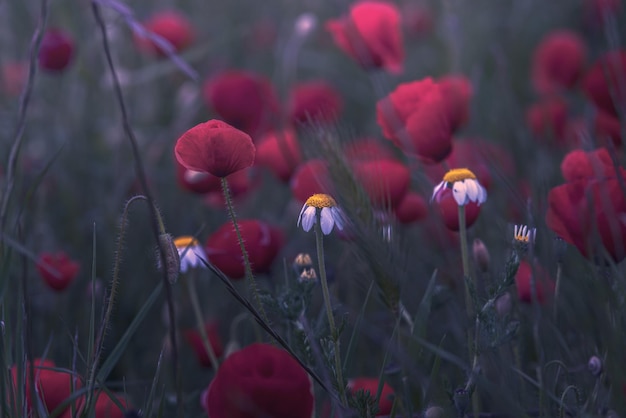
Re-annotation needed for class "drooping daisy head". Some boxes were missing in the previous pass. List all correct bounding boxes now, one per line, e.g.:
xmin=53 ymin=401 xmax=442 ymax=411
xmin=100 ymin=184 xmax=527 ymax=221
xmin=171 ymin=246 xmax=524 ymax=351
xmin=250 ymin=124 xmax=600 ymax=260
xmin=432 ymin=168 xmax=487 ymax=206
xmin=174 ymin=236 xmax=207 ymax=273
xmin=514 ymin=224 xmax=536 ymax=244
xmin=297 ymin=193 xmax=344 ymax=235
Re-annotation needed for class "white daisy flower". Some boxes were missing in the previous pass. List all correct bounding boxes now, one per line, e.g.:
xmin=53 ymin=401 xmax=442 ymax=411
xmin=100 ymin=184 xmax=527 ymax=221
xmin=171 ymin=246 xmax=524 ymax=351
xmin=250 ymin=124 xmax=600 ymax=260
xmin=432 ymin=168 xmax=487 ymax=206
xmin=297 ymin=193 xmax=345 ymax=235
xmin=514 ymin=224 xmax=536 ymax=244
xmin=174 ymin=236 xmax=207 ymax=273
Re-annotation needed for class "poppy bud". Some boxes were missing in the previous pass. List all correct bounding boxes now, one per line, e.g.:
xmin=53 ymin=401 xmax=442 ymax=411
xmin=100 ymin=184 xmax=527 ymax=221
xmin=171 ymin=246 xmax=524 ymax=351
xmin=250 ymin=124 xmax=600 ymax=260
xmin=38 ymin=28 xmax=75 ymax=72
xmin=472 ymin=238 xmax=490 ymax=272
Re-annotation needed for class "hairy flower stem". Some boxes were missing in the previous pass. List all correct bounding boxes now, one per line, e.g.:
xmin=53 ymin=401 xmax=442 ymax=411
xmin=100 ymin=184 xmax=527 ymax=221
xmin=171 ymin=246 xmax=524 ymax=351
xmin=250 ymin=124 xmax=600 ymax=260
xmin=182 ymin=271 xmax=220 ymax=370
xmin=314 ymin=211 xmax=347 ymax=405
xmin=457 ymin=205 xmax=481 ymax=417
xmin=220 ymin=177 xmax=269 ymax=327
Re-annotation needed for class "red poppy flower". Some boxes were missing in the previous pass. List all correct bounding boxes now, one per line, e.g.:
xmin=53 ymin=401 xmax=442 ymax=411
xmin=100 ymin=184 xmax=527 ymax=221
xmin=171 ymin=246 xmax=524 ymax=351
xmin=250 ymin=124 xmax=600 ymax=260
xmin=134 ymin=10 xmax=195 ymax=57
xmin=206 ymin=220 xmax=284 ymax=280
xmin=347 ymin=378 xmax=395 ymax=416
xmin=531 ymin=30 xmax=587 ymax=95
xmin=288 ymin=81 xmax=343 ymax=125
xmin=326 ymin=1 xmax=404 ymax=74
xmin=59 ymin=392 xmax=131 ymax=418
xmin=438 ymin=75 xmax=473 ymax=132
xmin=582 ymin=50 xmax=626 ymax=117
xmin=560 ymin=148 xmax=615 ymax=182
xmin=393 ymin=191 xmax=428 ymax=224
xmin=175 ymin=119 xmax=255 ymax=178
xmin=290 ymin=159 xmax=334 ymax=203
xmin=343 ymin=138 xmax=396 ymax=161
xmin=38 ymin=28 xmax=75 ymax=72
xmin=256 ymin=130 xmax=302 ymax=182
xmin=515 ymin=260 xmax=554 ymax=304
xmin=432 ymin=187 xmax=481 ymax=231
xmin=183 ymin=321 xmax=224 ymax=368
xmin=376 ymin=78 xmax=453 ymax=162
xmin=202 ymin=70 xmax=280 ymax=137
xmin=546 ymin=172 xmax=626 ymax=262
xmin=10 ymin=359 xmax=82 ymax=416
xmin=36 ymin=252 xmax=79 ymax=292
xmin=594 ymin=110 xmax=623 ymax=147
xmin=351 ymin=158 xmax=410 ymax=208
xmin=526 ymin=97 xmax=569 ymax=146
xmin=202 ymin=343 xmax=314 ymax=418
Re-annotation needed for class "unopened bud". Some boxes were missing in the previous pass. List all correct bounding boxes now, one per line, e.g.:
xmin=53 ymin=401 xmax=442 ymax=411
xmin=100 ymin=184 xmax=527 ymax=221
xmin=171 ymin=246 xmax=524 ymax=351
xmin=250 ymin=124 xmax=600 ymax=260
xmin=424 ymin=406 xmax=445 ymax=418
xmin=588 ymin=355 xmax=603 ymax=376
xmin=453 ymin=388 xmax=469 ymax=415
xmin=158 ymin=233 xmax=180 ymax=284
xmin=298 ymin=267 xmax=317 ymax=282
xmin=495 ymin=292 xmax=512 ymax=317
xmin=472 ymin=238 xmax=490 ymax=272
xmin=293 ymin=253 xmax=313 ymax=273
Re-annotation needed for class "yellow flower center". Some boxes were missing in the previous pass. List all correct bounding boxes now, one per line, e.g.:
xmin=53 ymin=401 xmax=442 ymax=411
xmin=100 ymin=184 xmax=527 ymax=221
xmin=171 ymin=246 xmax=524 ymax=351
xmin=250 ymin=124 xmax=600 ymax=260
xmin=174 ymin=236 xmax=199 ymax=248
xmin=305 ymin=193 xmax=337 ymax=208
xmin=443 ymin=168 xmax=477 ymax=183
xmin=514 ymin=233 xmax=529 ymax=243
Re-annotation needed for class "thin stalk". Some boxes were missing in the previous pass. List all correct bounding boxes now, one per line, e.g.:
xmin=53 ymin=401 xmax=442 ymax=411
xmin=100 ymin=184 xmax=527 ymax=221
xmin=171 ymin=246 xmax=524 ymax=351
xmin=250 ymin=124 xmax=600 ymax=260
xmin=314 ymin=211 xmax=347 ymax=405
xmin=182 ymin=272 xmax=220 ymax=370
xmin=220 ymin=177 xmax=269 ymax=325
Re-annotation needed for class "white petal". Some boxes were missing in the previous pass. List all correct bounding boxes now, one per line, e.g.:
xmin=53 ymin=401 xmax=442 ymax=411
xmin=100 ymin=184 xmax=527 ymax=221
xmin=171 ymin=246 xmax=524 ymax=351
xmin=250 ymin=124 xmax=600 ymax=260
xmin=431 ymin=181 xmax=446 ymax=202
xmin=297 ymin=203 xmax=308 ymax=227
xmin=320 ymin=207 xmax=335 ymax=234
xmin=464 ymin=179 xmax=479 ymax=202
xmin=180 ymin=258 xmax=189 ymax=273
xmin=452 ymin=181 xmax=468 ymax=205
xmin=301 ymin=206 xmax=317 ymax=232
xmin=475 ymin=184 xmax=487 ymax=205
xmin=514 ymin=224 xmax=519 ymax=237
xmin=331 ymin=207 xmax=344 ymax=231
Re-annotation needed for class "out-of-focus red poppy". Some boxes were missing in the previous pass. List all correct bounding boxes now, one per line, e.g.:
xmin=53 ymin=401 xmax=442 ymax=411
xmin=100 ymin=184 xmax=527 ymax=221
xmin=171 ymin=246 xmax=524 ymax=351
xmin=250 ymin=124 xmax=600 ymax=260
xmin=134 ymin=10 xmax=195 ymax=57
xmin=343 ymin=138 xmax=396 ymax=161
xmin=546 ymin=169 xmax=626 ymax=262
xmin=38 ymin=28 xmax=75 ymax=72
xmin=175 ymin=119 xmax=255 ymax=178
xmin=202 ymin=168 xmax=258 ymax=209
xmin=582 ymin=50 xmax=626 ymax=117
xmin=594 ymin=110 xmax=623 ymax=147
xmin=59 ymin=392 xmax=131 ymax=418
xmin=560 ymin=147 xmax=616 ymax=182
xmin=376 ymin=77 xmax=453 ymax=162
xmin=288 ymin=81 xmax=343 ymax=125
xmin=326 ymin=1 xmax=404 ymax=74
xmin=202 ymin=343 xmax=314 ymax=418
xmin=206 ymin=220 xmax=283 ymax=280
xmin=432 ymin=187 xmax=481 ymax=231
xmin=10 ymin=359 xmax=81 ymax=416
xmin=531 ymin=30 xmax=587 ymax=95
xmin=202 ymin=70 xmax=280 ymax=138
xmin=403 ymin=4 xmax=433 ymax=38
xmin=36 ymin=252 xmax=79 ymax=292
xmin=526 ymin=97 xmax=569 ymax=146
xmin=256 ymin=130 xmax=302 ymax=182
xmin=394 ymin=191 xmax=428 ymax=224
xmin=515 ymin=260 xmax=554 ymax=304
xmin=438 ymin=75 xmax=473 ymax=132
xmin=290 ymin=159 xmax=334 ymax=203
xmin=183 ymin=321 xmax=224 ymax=368
xmin=347 ymin=378 xmax=395 ymax=416
xmin=351 ymin=158 xmax=410 ymax=208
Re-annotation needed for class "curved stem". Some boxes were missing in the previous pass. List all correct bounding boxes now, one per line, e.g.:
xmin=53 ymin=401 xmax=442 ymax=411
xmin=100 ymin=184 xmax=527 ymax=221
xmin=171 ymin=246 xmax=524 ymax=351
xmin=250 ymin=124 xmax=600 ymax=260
xmin=314 ymin=211 xmax=347 ymax=405
xmin=220 ymin=177 xmax=269 ymax=325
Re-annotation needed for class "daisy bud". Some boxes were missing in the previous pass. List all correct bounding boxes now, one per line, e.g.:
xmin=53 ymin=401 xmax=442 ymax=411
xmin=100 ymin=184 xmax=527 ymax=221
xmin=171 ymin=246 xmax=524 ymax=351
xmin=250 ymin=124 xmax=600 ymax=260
xmin=472 ymin=238 xmax=490 ymax=272
xmin=293 ymin=253 xmax=313 ymax=273
xmin=588 ymin=355 xmax=603 ymax=376
xmin=158 ymin=233 xmax=180 ymax=284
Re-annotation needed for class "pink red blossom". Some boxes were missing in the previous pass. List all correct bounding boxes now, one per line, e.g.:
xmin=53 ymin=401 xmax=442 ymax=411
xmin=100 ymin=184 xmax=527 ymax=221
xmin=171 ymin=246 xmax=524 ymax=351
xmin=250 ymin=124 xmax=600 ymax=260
xmin=432 ymin=187 xmax=481 ymax=231
xmin=288 ymin=81 xmax=343 ymax=125
xmin=526 ymin=97 xmax=569 ymax=146
xmin=290 ymin=159 xmax=334 ymax=203
xmin=560 ymin=148 xmax=615 ymax=182
xmin=582 ymin=50 xmax=626 ymax=117
xmin=134 ymin=10 xmax=195 ymax=57
xmin=515 ymin=260 xmax=554 ymax=304
xmin=38 ymin=29 xmax=75 ymax=72
xmin=394 ymin=191 xmax=429 ymax=224
xmin=255 ymin=130 xmax=302 ymax=182
xmin=347 ymin=378 xmax=395 ymax=416
xmin=351 ymin=158 xmax=410 ymax=208
xmin=37 ymin=252 xmax=80 ymax=291
xmin=183 ymin=321 xmax=224 ymax=368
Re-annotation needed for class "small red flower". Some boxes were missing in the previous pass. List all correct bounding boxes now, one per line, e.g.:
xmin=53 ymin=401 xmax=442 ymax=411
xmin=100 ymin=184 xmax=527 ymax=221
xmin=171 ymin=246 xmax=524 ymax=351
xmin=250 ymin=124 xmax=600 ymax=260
xmin=202 ymin=343 xmax=314 ymax=418
xmin=290 ymin=159 xmax=334 ymax=203
xmin=183 ymin=321 xmax=224 ymax=368
xmin=394 ymin=191 xmax=428 ymax=224
xmin=175 ymin=119 xmax=255 ymax=178
xmin=515 ymin=260 xmax=554 ymax=304
xmin=202 ymin=70 xmax=280 ymax=137
xmin=326 ymin=1 xmax=404 ymax=74
xmin=526 ymin=97 xmax=569 ymax=146
xmin=288 ymin=81 xmax=343 ymax=125
xmin=38 ymin=28 xmax=75 ymax=72
xmin=438 ymin=75 xmax=473 ymax=132
xmin=206 ymin=220 xmax=284 ymax=280
xmin=134 ymin=10 xmax=195 ymax=57
xmin=347 ymin=378 xmax=395 ymax=416
xmin=560 ymin=148 xmax=615 ymax=182
xmin=582 ymin=50 xmax=626 ymax=117
xmin=37 ymin=252 xmax=79 ymax=291
xmin=351 ymin=158 xmax=410 ymax=208
xmin=432 ymin=187 xmax=481 ymax=231
xmin=531 ymin=30 xmax=587 ymax=95
xmin=255 ymin=130 xmax=302 ymax=182
xmin=376 ymin=78 xmax=453 ymax=162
